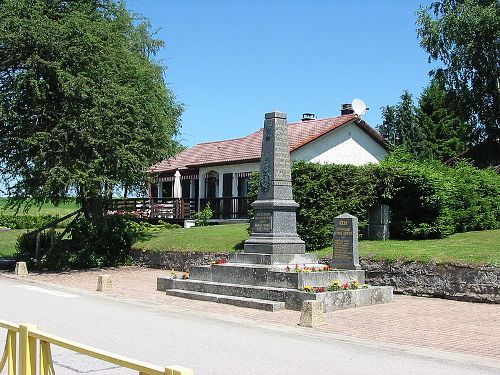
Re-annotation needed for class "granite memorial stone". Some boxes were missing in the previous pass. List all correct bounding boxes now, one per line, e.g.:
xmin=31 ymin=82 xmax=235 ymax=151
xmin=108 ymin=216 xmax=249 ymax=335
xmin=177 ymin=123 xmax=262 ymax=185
xmin=331 ymin=213 xmax=361 ymax=270
xmin=243 ymin=111 xmax=305 ymax=254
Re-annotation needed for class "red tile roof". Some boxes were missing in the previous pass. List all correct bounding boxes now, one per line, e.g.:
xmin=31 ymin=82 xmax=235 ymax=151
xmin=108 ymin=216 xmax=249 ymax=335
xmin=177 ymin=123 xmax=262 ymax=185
xmin=151 ymin=114 xmax=386 ymax=174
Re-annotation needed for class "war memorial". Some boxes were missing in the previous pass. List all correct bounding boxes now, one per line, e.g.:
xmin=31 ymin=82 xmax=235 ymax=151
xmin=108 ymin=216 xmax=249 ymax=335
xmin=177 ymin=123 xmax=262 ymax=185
xmin=158 ymin=111 xmax=393 ymax=312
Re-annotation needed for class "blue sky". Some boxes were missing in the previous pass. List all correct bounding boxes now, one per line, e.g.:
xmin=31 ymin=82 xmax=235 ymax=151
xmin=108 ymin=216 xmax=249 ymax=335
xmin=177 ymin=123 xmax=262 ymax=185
xmin=128 ymin=0 xmax=436 ymax=147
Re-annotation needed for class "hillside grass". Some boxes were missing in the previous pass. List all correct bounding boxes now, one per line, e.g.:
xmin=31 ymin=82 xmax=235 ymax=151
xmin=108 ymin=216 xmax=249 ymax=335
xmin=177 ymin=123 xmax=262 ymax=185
xmin=3 ymin=221 xmax=499 ymax=266
xmin=134 ymin=223 xmax=500 ymax=266
xmin=0 ymin=198 xmax=80 ymax=216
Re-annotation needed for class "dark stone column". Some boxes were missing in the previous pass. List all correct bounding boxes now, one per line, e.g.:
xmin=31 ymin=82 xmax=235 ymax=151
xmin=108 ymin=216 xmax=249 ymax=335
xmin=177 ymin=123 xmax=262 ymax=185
xmin=243 ymin=111 xmax=306 ymax=255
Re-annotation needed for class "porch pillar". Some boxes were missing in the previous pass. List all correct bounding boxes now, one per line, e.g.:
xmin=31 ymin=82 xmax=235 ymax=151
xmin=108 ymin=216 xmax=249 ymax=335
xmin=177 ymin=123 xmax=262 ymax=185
xmin=217 ymin=172 xmax=223 ymax=198
xmin=199 ymin=174 xmax=206 ymax=198
xmin=232 ymin=173 xmax=238 ymax=197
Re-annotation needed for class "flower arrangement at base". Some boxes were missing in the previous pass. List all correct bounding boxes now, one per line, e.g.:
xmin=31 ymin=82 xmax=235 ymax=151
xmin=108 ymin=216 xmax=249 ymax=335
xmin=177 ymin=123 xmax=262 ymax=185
xmin=181 ymin=272 xmax=189 ymax=279
xmin=303 ymin=285 xmax=313 ymax=293
xmin=214 ymin=258 xmax=227 ymax=265
xmin=327 ymin=280 xmax=342 ymax=291
xmin=303 ymin=286 xmax=326 ymax=293
xmin=350 ymin=280 xmax=361 ymax=290
xmin=290 ymin=264 xmax=332 ymax=272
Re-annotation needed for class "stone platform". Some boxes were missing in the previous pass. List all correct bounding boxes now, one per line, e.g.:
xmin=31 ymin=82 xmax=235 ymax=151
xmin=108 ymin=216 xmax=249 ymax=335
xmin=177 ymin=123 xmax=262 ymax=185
xmin=157 ymin=253 xmax=393 ymax=312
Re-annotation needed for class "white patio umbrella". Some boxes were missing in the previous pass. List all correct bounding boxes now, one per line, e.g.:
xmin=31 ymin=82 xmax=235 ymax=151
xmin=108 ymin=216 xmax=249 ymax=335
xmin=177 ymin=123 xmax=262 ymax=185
xmin=173 ymin=170 xmax=182 ymax=199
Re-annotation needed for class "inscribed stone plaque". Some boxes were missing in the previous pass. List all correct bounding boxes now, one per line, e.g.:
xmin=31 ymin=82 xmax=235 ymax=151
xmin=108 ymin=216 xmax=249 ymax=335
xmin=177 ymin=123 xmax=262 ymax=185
xmin=331 ymin=213 xmax=361 ymax=270
xmin=254 ymin=211 xmax=273 ymax=233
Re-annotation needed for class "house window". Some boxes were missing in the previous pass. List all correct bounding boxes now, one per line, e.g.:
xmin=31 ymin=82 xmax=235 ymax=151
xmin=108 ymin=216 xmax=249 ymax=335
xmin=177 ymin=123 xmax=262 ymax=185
xmin=150 ymin=183 xmax=158 ymax=198
xmin=162 ymin=181 xmax=173 ymax=198
xmin=238 ymin=176 xmax=249 ymax=197
xmin=223 ymin=173 xmax=233 ymax=198
xmin=205 ymin=177 xmax=217 ymax=198
xmin=181 ymin=180 xmax=190 ymax=199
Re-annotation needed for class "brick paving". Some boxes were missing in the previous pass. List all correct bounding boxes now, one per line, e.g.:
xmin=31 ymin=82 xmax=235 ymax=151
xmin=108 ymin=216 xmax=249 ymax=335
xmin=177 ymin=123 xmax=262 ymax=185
xmin=3 ymin=266 xmax=500 ymax=360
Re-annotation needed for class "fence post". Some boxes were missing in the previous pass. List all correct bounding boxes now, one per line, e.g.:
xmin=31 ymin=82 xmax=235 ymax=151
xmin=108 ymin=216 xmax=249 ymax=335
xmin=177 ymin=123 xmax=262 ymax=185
xmin=39 ymin=341 xmax=54 ymax=375
xmin=165 ymin=365 xmax=194 ymax=375
xmin=7 ymin=330 xmax=17 ymax=375
xmin=19 ymin=323 xmax=37 ymax=375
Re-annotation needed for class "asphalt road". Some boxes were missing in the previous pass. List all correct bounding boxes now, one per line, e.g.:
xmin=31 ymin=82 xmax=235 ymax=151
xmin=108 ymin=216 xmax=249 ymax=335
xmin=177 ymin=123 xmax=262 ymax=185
xmin=1 ymin=276 xmax=499 ymax=375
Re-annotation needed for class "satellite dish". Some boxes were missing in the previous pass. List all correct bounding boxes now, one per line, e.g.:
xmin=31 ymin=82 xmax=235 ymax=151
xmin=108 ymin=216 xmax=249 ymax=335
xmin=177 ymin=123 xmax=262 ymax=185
xmin=352 ymin=98 xmax=368 ymax=117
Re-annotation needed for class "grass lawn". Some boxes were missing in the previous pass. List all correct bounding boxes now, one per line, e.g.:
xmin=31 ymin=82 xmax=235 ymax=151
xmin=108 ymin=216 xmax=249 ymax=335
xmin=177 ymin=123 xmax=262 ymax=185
xmin=135 ymin=224 xmax=248 ymax=253
xmin=0 ymin=229 xmax=28 ymax=258
xmin=3 ymin=221 xmax=499 ymax=265
xmin=135 ymin=223 xmax=500 ymax=266
xmin=0 ymin=197 xmax=80 ymax=216
xmin=316 ymin=229 xmax=500 ymax=266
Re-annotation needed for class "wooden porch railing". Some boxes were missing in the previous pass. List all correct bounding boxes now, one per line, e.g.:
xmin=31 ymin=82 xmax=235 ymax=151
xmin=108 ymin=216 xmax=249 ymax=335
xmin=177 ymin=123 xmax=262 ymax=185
xmin=107 ymin=197 xmax=248 ymax=220
xmin=200 ymin=197 xmax=248 ymax=220
xmin=106 ymin=198 xmax=197 ymax=220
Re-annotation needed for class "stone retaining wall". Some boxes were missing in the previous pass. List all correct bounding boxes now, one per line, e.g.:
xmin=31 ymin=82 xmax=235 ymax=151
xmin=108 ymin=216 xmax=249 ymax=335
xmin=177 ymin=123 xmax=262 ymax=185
xmin=133 ymin=249 xmax=500 ymax=303
xmin=360 ymin=259 xmax=500 ymax=304
xmin=132 ymin=249 xmax=229 ymax=271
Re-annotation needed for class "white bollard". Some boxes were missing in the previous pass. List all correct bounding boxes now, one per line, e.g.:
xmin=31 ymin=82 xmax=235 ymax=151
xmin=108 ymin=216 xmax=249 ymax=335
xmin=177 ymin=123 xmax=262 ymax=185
xmin=298 ymin=300 xmax=326 ymax=328
xmin=96 ymin=274 xmax=113 ymax=292
xmin=15 ymin=262 xmax=28 ymax=277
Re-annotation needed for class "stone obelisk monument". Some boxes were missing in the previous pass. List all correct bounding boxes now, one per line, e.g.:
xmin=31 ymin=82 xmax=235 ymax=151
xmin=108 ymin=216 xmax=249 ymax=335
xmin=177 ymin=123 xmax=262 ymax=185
xmin=243 ymin=111 xmax=306 ymax=254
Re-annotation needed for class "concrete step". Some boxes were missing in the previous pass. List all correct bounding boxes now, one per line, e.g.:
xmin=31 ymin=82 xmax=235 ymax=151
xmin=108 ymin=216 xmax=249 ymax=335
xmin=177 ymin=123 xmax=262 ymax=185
xmin=166 ymin=278 xmax=296 ymax=302
xmin=165 ymin=289 xmax=286 ymax=311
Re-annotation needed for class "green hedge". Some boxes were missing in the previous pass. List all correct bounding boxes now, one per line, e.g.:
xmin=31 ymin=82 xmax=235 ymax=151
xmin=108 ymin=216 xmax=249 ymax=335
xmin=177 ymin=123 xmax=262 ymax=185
xmin=248 ymin=158 xmax=500 ymax=250
xmin=0 ymin=214 xmax=59 ymax=229
xmin=16 ymin=216 xmax=134 ymax=270
xmin=292 ymin=162 xmax=378 ymax=250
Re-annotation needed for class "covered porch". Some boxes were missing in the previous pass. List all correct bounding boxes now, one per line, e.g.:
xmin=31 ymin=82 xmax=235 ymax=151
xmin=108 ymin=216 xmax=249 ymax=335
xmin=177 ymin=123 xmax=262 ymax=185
xmin=109 ymin=168 xmax=253 ymax=222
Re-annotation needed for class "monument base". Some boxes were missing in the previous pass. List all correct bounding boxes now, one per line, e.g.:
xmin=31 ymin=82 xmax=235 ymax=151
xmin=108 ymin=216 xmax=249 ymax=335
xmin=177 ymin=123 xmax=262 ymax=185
xmin=243 ymin=235 xmax=306 ymax=254
xmin=157 ymin=254 xmax=392 ymax=312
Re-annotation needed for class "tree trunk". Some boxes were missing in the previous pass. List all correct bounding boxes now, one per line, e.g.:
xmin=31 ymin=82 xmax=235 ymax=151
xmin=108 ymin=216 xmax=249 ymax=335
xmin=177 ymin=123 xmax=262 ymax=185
xmin=81 ymin=195 xmax=106 ymax=224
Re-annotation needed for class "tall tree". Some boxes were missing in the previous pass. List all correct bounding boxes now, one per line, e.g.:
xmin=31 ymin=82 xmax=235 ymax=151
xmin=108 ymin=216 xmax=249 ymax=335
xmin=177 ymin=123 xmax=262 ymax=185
xmin=417 ymin=0 xmax=500 ymax=141
xmin=378 ymin=91 xmax=427 ymax=157
xmin=0 ymin=0 xmax=182 ymax=220
xmin=418 ymin=78 xmax=474 ymax=161
xmin=379 ymin=82 xmax=474 ymax=161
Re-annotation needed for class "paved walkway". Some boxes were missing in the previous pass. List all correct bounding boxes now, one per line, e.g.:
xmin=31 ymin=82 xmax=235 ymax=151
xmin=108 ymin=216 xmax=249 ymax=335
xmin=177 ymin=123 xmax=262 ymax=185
xmin=3 ymin=266 xmax=500 ymax=360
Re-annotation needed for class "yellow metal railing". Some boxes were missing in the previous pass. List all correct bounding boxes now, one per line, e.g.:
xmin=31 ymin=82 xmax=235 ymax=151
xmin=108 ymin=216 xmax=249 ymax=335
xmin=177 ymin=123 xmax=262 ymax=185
xmin=0 ymin=320 xmax=17 ymax=375
xmin=0 ymin=320 xmax=193 ymax=375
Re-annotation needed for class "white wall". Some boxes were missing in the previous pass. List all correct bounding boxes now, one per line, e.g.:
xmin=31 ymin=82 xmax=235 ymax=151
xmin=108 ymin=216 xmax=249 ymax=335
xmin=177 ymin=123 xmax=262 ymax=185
xmin=194 ymin=123 xmax=387 ymax=198
xmin=199 ymin=162 xmax=260 ymax=198
xmin=291 ymin=122 xmax=388 ymax=165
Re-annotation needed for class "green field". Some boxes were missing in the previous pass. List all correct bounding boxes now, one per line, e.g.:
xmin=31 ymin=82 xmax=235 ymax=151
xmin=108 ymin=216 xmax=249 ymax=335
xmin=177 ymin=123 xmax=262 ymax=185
xmin=0 ymin=229 xmax=28 ymax=258
xmin=0 ymin=198 xmax=80 ymax=216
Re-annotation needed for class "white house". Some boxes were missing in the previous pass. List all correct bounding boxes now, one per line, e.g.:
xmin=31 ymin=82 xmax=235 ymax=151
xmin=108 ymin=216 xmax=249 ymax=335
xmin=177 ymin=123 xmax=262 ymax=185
xmin=148 ymin=107 xmax=388 ymax=219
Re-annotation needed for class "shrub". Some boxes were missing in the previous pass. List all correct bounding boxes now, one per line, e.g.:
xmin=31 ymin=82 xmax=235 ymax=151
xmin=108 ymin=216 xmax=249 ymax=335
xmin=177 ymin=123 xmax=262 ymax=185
xmin=15 ymin=231 xmax=54 ymax=268
xmin=0 ymin=214 xmax=59 ymax=229
xmin=292 ymin=162 xmax=378 ymax=250
xmin=375 ymin=160 xmax=455 ymax=239
xmin=193 ymin=204 xmax=213 ymax=226
xmin=15 ymin=216 xmax=133 ymax=270
xmin=247 ymin=158 xmax=500 ymax=250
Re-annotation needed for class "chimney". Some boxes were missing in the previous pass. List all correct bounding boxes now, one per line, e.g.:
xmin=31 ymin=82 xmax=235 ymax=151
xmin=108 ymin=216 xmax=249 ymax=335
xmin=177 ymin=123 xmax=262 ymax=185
xmin=301 ymin=113 xmax=316 ymax=122
xmin=341 ymin=104 xmax=354 ymax=115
